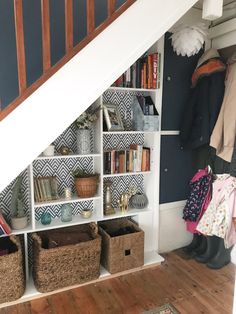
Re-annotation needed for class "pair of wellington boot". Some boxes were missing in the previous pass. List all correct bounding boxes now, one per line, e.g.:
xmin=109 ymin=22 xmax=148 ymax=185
xmin=195 ymin=236 xmax=232 ymax=269
xmin=183 ymin=234 xmax=207 ymax=257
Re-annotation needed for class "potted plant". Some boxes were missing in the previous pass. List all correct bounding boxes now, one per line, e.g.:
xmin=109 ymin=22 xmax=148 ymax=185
xmin=10 ymin=176 xmax=28 ymax=230
xmin=73 ymin=170 xmax=99 ymax=198
xmin=75 ymin=106 xmax=99 ymax=154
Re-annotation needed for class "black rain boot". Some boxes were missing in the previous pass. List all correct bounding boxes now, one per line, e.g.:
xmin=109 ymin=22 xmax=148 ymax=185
xmin=183 ymin=234 xmax=202 ymax=254
xmin=207 ymin=238 xmax=232 ymax=269
xmin=195 ymin=235 xmax=220 ymax=263
xmin=190 ymin=235 xmax=207 ymax=258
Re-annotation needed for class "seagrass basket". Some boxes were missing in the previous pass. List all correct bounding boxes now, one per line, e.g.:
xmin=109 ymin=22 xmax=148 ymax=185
xmin=32 ymin=223 xmax=101 ymax=293
xmin=74 ymin=176 xmax=98 ymax=198
xmin=99 ymin=218 xmax=144 ymax=274
xmin=0 ymin=235 xmax=25 ymax=303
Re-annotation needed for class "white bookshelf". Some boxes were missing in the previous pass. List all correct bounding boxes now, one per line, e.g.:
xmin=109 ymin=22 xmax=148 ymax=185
xmin=0 ymin=38 xmax=165 ymax=305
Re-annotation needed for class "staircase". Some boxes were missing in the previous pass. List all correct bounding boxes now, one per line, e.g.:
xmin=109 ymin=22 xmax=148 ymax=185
xmin=0 ymin=0 xmax=198 ymax=192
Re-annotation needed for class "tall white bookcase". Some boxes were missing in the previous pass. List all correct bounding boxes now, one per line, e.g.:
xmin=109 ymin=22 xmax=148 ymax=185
xmin=0 ymin=37 xmax=165 ymax=305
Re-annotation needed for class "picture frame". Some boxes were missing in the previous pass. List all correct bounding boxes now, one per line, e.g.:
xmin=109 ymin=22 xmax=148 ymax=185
xmin=103 ymin=103 xmax=124 ymax=131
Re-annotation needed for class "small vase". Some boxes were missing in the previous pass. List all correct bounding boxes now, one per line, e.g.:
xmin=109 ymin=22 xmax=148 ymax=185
xmin=129 ymin=193 xmax=148 ymax=209
xmin=76 ymin=129 xmax=91 ymax=154
xmin=11 ymin=216 xmax=28 ymax=230
xmin=61 ymin=204 xmax=73 ymax=222
xmin=41 ymin=212 xmax=52 ymax=225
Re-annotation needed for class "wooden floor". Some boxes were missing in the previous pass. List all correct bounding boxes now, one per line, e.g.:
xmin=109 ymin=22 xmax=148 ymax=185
xmin=1 ymin=250 xmax=235 ymax=314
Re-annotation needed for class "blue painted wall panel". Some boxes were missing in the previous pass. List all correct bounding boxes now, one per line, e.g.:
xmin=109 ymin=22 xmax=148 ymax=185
xmin=0 ymin=0 xmax=19 ymax=110
xmin=23 ymin=0 xmax=43 ymax=87
xmin=95 ymin=0 xmax=108 ymax=28
xmin=115 ymin=0 xmax=126 ymax=10
xmin=49 ymin=0 xmax=66 ymax=66
xmin=73 ymin=0 xmax=87 ymax=46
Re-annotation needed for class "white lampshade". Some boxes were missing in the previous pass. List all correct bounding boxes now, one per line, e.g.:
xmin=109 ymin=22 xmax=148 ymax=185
xmin=202 ymin=0 xmax=223 ymax=21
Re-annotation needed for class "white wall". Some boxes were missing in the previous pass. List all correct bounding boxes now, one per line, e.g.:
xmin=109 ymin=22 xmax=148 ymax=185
xmin=0 ymin=0 xmax=198 ymax=192
xmin=159 ymin=201 xmax=192 ymax=253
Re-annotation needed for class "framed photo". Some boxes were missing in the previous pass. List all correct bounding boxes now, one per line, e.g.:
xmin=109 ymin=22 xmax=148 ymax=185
xmin=103 ymin=103 xmax=124 ymax=131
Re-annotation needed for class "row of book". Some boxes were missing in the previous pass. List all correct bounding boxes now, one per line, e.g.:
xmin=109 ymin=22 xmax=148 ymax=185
xmin=0 ymin=213 xmax=11 ymax=237
xmin=104 ymin=145 xmax=150 ymax=175
xmin=112 ymin=52 xmax=161 ymax=89
xmin=34 ymin=176 xmax=59 ymax=203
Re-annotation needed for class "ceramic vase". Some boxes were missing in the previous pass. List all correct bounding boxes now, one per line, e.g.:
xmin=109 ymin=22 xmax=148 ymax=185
xmin=129 ymin=193 xmax=148 ymax=209
xmin=76 ymin=129 xmax=91 ymax=154
xmin=61 ymin=204 xmax=73 ymax=222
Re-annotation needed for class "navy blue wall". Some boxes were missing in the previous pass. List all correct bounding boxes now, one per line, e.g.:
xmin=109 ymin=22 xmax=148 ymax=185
xmin=0 ymin=0 xmax=19 ymax=110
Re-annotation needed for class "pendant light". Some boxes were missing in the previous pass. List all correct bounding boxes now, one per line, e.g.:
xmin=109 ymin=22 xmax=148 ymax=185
xmin=202 ymin=0 xmax=223 ymax=21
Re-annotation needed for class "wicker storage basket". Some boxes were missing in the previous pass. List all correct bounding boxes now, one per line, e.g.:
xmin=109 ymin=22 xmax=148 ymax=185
xmin=99 ymin=218 xmax=144 ymax=274
xmin=0 ymin=235 xmax=25 ymax=303
xmin=75 ymin=176 xmax=98 ymax=197
xmin=32 ymin=223 xmax=101 ymax=293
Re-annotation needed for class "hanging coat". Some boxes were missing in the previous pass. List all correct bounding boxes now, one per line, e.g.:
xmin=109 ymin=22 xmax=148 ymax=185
xmin=180 ymin=59 xmax=226 ymax=150
xmin=210 ymin=62 xmax=236 ymax=162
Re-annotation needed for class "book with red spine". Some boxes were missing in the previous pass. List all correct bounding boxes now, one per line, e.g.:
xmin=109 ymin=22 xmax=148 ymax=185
xmin=152 ymin=53 xmax=158 ymax=89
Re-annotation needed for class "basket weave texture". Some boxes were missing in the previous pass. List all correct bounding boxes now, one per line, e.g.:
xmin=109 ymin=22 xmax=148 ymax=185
xmin=32 ymin=223 xmax=101 ymax=293
xmin=99 ymin=218 xmax=144 ymax=274
xmin=0 ymin=235 xmax=25 ymax=303
xmin=75 ymin=176 xmax=98 ymax=197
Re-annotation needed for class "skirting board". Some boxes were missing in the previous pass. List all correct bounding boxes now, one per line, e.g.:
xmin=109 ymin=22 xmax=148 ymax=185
xmin=159 ymin=200 xmax=193 ymax=253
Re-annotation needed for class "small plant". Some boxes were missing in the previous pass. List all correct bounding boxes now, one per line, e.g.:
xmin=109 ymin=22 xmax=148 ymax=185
xmin=75 ymin=106 xmax=99 ymax=129
xmin=10 ymin=176 xmax=26 ymax=218
xmin=72 ymin=169 xmax=99 ymax=179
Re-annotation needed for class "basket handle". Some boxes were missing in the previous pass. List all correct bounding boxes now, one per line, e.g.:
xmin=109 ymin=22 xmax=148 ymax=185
xmin=89 ymin=222 xmax=98 ymax=237
xmin=9 ymin=235 xmax=21 ymax=251
xmin=31 ymin=233 xmax=43 ymax=249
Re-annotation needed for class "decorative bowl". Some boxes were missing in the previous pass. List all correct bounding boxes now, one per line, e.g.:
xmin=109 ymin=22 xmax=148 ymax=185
xmin=80 ymin=208 xmax=93 ymax=219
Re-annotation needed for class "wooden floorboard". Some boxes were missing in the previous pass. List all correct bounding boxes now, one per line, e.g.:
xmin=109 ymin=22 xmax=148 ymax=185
xmin=2 ymin=250 xmax=235 ymax=313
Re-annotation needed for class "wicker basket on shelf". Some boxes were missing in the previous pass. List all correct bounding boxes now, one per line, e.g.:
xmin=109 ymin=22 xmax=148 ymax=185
xmin=0 ymin=235 xmax=25 ymax=304
xmin=32 ymin=223 xmax=101 ymax=293
xmin=74 ymin=175 xmax=99 ymax=198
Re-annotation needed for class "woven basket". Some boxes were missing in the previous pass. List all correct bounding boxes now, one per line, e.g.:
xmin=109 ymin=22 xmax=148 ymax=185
xmin=99 ymin=218 xmax=144 ymax=274
xmin=0 ymin=235 xmax=25 ymax=303
xmin=75 ymin=176 xmax=98 ymax=197
xmin=32 ymin=223 xmax=101 ymax=293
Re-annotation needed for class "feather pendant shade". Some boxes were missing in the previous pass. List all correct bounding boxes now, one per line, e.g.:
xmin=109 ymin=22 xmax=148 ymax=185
xmin=170 ymin=23 xmax=208 ymax=57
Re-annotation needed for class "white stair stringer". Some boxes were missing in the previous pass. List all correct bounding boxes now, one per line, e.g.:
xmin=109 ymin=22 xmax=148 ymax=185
xmin=0 ymin=0 xmax=198 ymax=192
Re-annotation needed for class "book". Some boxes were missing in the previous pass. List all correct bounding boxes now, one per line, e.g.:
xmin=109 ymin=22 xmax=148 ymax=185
xmin=152 ymin=53 xmax=158 ymax=89
xmin=0 ymin=213 xmax=11 ymax=234
xmin=0 ymin=225 xmax=6 ymax=236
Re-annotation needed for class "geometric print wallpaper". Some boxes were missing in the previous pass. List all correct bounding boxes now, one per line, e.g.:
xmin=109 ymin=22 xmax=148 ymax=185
xmin=104 ymin=174 xmax=144 ymax=209
xmin=34 ymin=200 xmax=93 ymax=221
xmin=0 ymin=168 xmax=30 ymax=221
xmin=33 ymin=157 xmax=93 ymax=197
xmin=103 ymin=133 xmax=144 ymax=151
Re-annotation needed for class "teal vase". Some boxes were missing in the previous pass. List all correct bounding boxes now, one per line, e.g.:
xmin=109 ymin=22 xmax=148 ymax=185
xmin=61 ymin=204 xmax=73 ymax=222
xmin=41 ymin=212 xmax=52 ymax=225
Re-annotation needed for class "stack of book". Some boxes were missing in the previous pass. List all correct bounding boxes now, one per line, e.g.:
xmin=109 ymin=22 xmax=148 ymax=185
xmin=136 ymin=95 xmax=158 ymax=116
xmin=112 ymin=52 xmax=161 ymax=89
xmin=0 ymin=212 xmax=11 ymax=236
xmin=104 ymin=145 xmax=150 ymax=175
xmin=34 ymin=176 xmax=59 ymax=203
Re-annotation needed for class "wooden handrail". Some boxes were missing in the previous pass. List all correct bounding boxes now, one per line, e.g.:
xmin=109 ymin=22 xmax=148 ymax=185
xmin=14 ymin=0 xmax=27 ymax=94
xmin=0 ymin=0 xmax=136 ymax=121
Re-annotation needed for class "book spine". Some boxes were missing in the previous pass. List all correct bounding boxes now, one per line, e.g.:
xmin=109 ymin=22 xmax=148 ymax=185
xmin=0 ymin=214 xmax=11 ymax=234
xmin=158 ymin=53 xmax=161 ymax=89
xmin=152 ymin=53 xmax=158 ymax=89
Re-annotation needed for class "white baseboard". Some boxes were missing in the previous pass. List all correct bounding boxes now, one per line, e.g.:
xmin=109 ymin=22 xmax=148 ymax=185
xmin=159 ymin=200 xmax=193 ymax=253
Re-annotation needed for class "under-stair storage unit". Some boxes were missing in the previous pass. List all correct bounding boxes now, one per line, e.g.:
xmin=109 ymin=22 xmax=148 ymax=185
xmin=0 ymin=39 xmax=164 ymax=306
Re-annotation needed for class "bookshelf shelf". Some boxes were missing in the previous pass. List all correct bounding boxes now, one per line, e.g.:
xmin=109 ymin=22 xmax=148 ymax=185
xmin=35 ymin=153 xmax=101 ymax=160
xmin=108 ymin=86 xmax=158 ymax=92
xmin=34 ymin=194 xmax=101 ymax=208
xmin=103 ymin=131 xmax=158 ymax=135
xmin=103 ymin=171 xmax=151 ymax=178
xmin=100 ymin=207 xmax=151 ymax=220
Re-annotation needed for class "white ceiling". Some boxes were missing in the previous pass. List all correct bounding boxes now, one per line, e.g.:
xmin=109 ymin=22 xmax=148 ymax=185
xmin=194 ymin=0 xmax=235 ymax=9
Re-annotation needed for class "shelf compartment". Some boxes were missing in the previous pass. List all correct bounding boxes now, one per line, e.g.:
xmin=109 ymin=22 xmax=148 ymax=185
xmin=36 ymin=153 xmax=101 ymax=160
xmin=34 ymin=194 xmax=101 ymax=208
xmin=103 ymin=171 xmax=151 ymax=178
